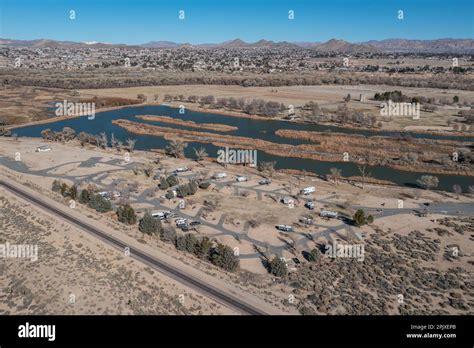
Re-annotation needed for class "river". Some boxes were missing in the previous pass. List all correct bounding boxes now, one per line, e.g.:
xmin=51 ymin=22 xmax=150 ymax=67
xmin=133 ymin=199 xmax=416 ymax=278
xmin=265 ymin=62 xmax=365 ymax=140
xmin=12 ymin=105 xmax=473 ymax=192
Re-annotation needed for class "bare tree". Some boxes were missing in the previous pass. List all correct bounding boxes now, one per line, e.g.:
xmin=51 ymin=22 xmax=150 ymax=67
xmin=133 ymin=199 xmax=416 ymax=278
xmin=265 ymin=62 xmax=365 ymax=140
xmin=193 ymin=147 xmax=208 ymax=163
xmin=327 ymin=167 xmax=342 ymax=186
xmin=258 ymin=161 xmax=276 ymax=178
xmin=452 ymin=184 xmax=462 ymax=199
xmin=99 ymin=132 xmax=108 ymax=149
xmin=165 ymin=139 xmax=188 ymax=158
xmin=126 ymin=138 xmax=136 ymax=152
xmin=116 ymin=140 xmax=123 ymax=152
xmin=110 ymin=133 xmax=118 ymax=149
xmin=417 ymin=175 xmax=439 ymax=191
xmin=144 ymin=165 xmax=154 ymax=178
xmin=357 ymin=165 xmax=372 ymax=190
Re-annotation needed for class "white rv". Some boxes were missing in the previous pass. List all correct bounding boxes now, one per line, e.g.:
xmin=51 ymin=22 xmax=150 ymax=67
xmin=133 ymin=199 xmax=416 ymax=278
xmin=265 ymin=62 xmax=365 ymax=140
xmin=152 ymin=210 xmax=171 ymax=220
xmin=36 ymin=145 xmax=51 ymax=152
xmin=320 ymin=210 xmax=338 ymax=219
xmin=175 ymin=166 xmax=189 ymax=172
xmin=301 ymin=186 xmax=315 ymax=195
xmin=213 ymin=172 xmax=227 ymax=179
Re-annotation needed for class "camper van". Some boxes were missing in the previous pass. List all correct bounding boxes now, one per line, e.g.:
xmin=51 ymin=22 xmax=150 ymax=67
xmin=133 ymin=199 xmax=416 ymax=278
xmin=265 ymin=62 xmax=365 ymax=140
xmin=320 ymin=210 xmax=338 ymax=219
xmin=301 ymin=186 xmax=316 ymax=195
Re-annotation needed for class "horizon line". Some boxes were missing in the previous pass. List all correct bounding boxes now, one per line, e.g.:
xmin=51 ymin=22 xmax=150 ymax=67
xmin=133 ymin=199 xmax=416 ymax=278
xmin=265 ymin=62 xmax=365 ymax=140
xmin=2 ymin=36 xmax=474 ymax=46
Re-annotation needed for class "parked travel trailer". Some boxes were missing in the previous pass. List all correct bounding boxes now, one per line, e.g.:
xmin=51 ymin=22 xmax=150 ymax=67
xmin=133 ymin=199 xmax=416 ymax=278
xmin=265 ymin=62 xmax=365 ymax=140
xmin=299 ymin=217 xmax=313 ymax=225
xmin=320 ymin=210 xmax=339 ymax=218
xmin=213 ymin=172 xmax=227 ymax=179
xmin=258 ymin=178 xmax=271 ymax=185
xmin=151 ymin=211 xmax=171 ymax=220
xmin=175 ymin=166 xmax=189 ymax=172
xmin=36 ymin=145 xmax=51 ymax=152
xmin=276 ymin=225 xmax=293 ymax=232
xmin=301 ymin=186 xmax=316 ymax=195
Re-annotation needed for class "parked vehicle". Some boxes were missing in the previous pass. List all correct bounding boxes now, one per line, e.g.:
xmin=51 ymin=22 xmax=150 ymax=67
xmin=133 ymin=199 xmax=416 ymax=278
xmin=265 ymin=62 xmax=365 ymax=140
xmin=300 ymin=217 xmax=313 ymax=225
xmin=175 ymin=166 xmax=189 ymax=172
xmin=301 ymin=186 xmax=316 ymax=195
xmin=281 ymin=196 xmax=294 ymax=205
xmin=189 ymin=220 xmax=201 ymax=226
xmin=213 ymin=172 xmax=227 ymax=179
xmin=164 ymin=211 xmax=177 ymax=219
xmin=276 ymin=224 xmax=293 ymax=232
xmin=320 ymin=210 xmax=338 ymax=218
xmin=175 ymin=217 xmax=187 ymax=224
xmin=152 ymin=211 xmax=171 ymax=220
xmin=258 ymin=178 xmax=271 ymax=185
xmin=236 ymin=176 xmax=247 ymax=182
xmin=97 ymin=191 xmax=111 ymax=200
xmin=305 ymin=201 xmax=315 ymax=210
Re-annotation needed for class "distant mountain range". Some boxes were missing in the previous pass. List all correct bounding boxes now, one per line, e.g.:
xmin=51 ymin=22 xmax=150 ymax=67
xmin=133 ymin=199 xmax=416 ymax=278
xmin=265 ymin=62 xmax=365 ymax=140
xmin=1 ymin=37 xmax=473 ymax=53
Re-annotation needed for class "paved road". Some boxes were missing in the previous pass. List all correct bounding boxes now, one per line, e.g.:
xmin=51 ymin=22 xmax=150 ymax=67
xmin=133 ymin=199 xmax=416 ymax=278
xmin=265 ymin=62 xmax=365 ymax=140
xmin=0 ymin=178 xmax=268 ymax=315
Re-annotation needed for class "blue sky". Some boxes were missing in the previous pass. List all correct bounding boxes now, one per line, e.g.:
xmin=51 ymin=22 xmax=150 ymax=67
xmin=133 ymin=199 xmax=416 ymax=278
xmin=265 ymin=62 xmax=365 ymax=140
xmin=1 ymin=0 xmax=473 ymax=44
